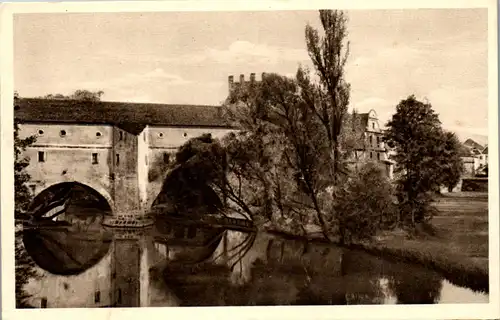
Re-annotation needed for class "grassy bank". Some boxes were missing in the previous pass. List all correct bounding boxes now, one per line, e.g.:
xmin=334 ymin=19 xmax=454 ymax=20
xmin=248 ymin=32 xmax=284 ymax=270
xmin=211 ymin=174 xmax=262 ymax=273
xmin=365 ymin=191 xmax=489 ymax=293
xmin=264 ymin=192 xmax=489 ymax=293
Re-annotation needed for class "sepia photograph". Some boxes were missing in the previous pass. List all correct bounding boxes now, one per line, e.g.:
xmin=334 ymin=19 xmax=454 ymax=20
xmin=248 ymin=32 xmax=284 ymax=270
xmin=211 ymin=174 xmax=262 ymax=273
xmin=1 ymin=1 xmax=498 ymax=319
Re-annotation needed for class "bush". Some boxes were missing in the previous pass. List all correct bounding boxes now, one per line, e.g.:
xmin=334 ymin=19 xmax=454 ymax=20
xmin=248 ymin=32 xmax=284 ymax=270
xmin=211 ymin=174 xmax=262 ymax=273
xmin=332 ymin=161 xmax=396 ymax=245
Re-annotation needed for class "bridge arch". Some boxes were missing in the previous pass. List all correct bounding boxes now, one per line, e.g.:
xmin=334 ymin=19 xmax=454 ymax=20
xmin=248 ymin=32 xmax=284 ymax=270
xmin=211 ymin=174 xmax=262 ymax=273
xmin=29 ymin=180 xmax=114 ymax=215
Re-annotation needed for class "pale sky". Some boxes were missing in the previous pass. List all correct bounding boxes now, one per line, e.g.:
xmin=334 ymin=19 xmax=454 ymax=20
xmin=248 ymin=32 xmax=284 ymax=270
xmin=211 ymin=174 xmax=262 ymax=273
xmin=14 ymin=9 xmax=488 ymax=143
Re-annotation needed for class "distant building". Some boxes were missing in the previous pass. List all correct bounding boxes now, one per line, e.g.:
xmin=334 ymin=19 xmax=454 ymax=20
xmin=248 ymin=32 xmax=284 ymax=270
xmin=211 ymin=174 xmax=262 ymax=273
xmin=345 ymin=109 xmax=395 ymax=179
xmin=460 ymin=138 xmax=488 ymax=176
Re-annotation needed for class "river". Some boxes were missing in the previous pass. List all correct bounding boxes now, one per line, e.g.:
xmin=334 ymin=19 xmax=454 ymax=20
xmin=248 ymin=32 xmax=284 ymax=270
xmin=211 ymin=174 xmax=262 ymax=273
xmin=17 ymin=211 xmax=488 ymax=308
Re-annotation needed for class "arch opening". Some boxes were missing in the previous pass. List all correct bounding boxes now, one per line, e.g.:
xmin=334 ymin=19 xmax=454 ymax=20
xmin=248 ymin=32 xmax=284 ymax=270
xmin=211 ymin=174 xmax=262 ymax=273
xmin=29 ymin=182 xmax=112 ymax=221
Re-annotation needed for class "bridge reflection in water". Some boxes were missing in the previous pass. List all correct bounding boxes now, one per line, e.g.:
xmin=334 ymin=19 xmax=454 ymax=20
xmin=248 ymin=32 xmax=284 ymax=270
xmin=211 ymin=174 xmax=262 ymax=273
xmin=20 ymin=212 xmax=488 ymax=308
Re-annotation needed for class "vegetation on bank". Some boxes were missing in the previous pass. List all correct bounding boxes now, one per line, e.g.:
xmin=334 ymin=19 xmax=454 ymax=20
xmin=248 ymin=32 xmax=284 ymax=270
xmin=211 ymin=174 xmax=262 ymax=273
xmin=169 ymin=9 xmax=470 ymax=253
xmin=14 ymin=119 xmax=39 ymax=308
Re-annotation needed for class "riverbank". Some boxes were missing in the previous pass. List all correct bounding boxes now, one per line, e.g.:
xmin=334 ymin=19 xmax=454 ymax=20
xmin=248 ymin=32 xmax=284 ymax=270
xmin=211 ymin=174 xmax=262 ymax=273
xmin=264 ymin=192 xmax=489 ymax=293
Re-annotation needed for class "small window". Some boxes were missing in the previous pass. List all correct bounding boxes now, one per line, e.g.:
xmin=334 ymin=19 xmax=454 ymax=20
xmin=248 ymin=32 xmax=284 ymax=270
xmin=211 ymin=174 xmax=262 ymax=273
xmin=119 ymin=131 xmax=123 ymax=141
xmin=60 ymin=130 xmax=66 ymax=137
xmin=377 ymin=153 xmax=380 ymax=161
xmin=183 ymin=132 xmax=187 ymax=137
xmin=372 ymin=123 xmax=375 ymax=129
xmin=117 ymin=289 xmax=122 ymax=304
xmin=163 ymin=153 xmax=169 ymax=164
xmin=95 ymin=291 xmax=101 ymax=303
xmin=38 ymin=151 xmax=45 ymax=162
xmin=158 ymin=132 xmax=164 ymax=138
xmin=187 ymin=226 xmax=197 ymax=239
xmin=116 ymin=154 xmax=120 ymax=166
xmin=92 ymin=153 xmax=98 ymax=164
xmin=41 ymin=298 xmax=47 ymax=308
xmin=38 ymin=129 xmax=44 ymax=135
xmin=370 ymin=152 xmax=373 ymax=159
xmin=96 ymin=132 xmax=102 ymax=137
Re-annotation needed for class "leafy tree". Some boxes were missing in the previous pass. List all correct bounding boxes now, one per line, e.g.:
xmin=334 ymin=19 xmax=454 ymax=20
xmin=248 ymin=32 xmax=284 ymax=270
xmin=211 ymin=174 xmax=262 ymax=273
xmin=14 ymin=121 xmax=36 ymax=220
xmin=330 ymin=161 xmax=396 ymax=244
xmin=222 ymin=10 xmax=393 ymax=241
xmin=436 ymin=131 xmax=465 ymax=192
xmin=14 ymin=98 xmax=38 ymax=308
xmin=39 ymin=89 xmax=104 ymax=101
xmin=384 ymin=95 xmax=445 ymax=225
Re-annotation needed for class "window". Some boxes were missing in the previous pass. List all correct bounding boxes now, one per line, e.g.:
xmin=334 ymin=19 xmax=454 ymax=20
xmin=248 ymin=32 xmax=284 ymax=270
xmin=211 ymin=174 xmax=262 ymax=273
xmin=163 ymin=153 xmax=170 ymax=164
xmin=30 ymin=185 xmax=36 ymax=194
xmin=187 ymin=226 xmax=197 ymax=239
xmin=60 ymin=130 xmax=66 ymax=137
xmin=372 ymin=123 xmax=375 ymax=129
xmin=96 ymin=132 xmax=102 ymax=137
xmin=92 ymin=153 xmax=98 ymax=164
xmin=38 ymin=151 xmax=45 ymax=162
xmin=38 ymin=129 xmax=44 ymax=135
xmin=119 ymin=131 xmax=123 ymax=141
xmin=95 ymin=291 xmax=101 ymax=303
xmin=117 ymin=289 xmax=122 ymax=304
xmin=370 ymin=152 xmax=373 ymax=159
xmin=145 ymin=155 xmax=148 ymax=165
xmin=116 ymin=154 xmax=120 ymax=166
xmin=41 ymin=298 xmax=47 ymax=308
xmin=183 ymin=132 xmax=188 ymax=137
xmin=158 ymin=132 xmax=164 ymax=138
xmin=377 ymin=153 xmax=380 ymax=161
xmin=376 ymin=136 xmax=380 ymax=147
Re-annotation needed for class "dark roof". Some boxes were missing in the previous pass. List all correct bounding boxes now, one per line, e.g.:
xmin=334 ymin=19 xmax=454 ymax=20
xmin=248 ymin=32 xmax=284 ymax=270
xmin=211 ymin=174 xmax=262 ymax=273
xmin=14 ymin=98 xmax=233 ymax=129
xmin=482 ymin=147 xmax=488 ymax=154
xmin=344 ymin=112 xmax=369 ymax=129
xmin=463 ymin=138 xmax=484 ymax=150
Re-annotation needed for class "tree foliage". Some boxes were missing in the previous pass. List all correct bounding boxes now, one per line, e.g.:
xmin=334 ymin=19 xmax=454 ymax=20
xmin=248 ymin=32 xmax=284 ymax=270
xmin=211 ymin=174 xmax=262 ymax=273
xmin=14 ymin=121 xmax=36 ymax=219
xmin=384 ymin=95 xmax=448 ymax=225
xmin=436 ymin=131 xmax=465 ymax=192
xmin=331 ymin=162 xmax=396 ymax=244
xmin=39 ymin=89 xmax=104 ymax=101
xmin=14 ymin=98 xmax=38 ymax=308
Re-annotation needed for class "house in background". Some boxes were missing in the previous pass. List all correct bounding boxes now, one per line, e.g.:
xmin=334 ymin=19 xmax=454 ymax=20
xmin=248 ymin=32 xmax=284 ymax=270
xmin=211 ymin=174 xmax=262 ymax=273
xmin=344 ymin=109 xmax=395 ymax=179
xmin=460 ymin=138 xmax=488 ymax=177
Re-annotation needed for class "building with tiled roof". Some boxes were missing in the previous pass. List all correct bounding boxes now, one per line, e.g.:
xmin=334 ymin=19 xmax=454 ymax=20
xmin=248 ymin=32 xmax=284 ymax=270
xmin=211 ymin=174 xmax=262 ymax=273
xmin=14 ymin=97 xmax=235 ymax=223
xmin=344 ymin=109 xmax=395 ymax=179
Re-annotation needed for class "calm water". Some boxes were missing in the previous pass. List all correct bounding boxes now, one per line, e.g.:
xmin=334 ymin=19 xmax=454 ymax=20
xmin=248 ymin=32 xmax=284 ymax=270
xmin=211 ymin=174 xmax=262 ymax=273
xmin=18 ymin=212 xmax=488 ymax=308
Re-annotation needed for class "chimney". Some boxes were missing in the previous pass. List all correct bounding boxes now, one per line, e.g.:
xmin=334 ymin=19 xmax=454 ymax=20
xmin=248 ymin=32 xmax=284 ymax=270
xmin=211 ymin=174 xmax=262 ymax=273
xmin=228 ymin=75 xmax=234 ymax=92
xmin=240 ymin=74 xmax=245 ymax=83
xmin=250 ymin=73 xmax=256 ymax=82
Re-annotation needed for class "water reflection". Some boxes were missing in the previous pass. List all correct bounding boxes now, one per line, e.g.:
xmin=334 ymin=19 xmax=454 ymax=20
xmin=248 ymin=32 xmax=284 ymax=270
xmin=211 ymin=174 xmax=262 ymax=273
xmin=19 ymin=214 xmax=488 ymax=308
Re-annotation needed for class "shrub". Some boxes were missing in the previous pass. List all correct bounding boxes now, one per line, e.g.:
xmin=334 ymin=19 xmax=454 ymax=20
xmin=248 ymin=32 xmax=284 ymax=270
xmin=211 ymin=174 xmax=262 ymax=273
xmin=332 ymin=161 xmax=396 ymax=245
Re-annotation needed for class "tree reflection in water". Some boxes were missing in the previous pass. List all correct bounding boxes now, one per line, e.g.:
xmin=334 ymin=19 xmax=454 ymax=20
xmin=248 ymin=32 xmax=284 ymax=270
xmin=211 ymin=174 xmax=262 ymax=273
xmin=160 ymin=234 xmax=447 ymax=306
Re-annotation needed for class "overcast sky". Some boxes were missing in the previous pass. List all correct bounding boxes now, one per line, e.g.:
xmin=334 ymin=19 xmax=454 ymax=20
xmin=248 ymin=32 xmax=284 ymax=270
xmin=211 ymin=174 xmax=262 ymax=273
xmin=14 ymin=9 xmax=488 ymax=143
